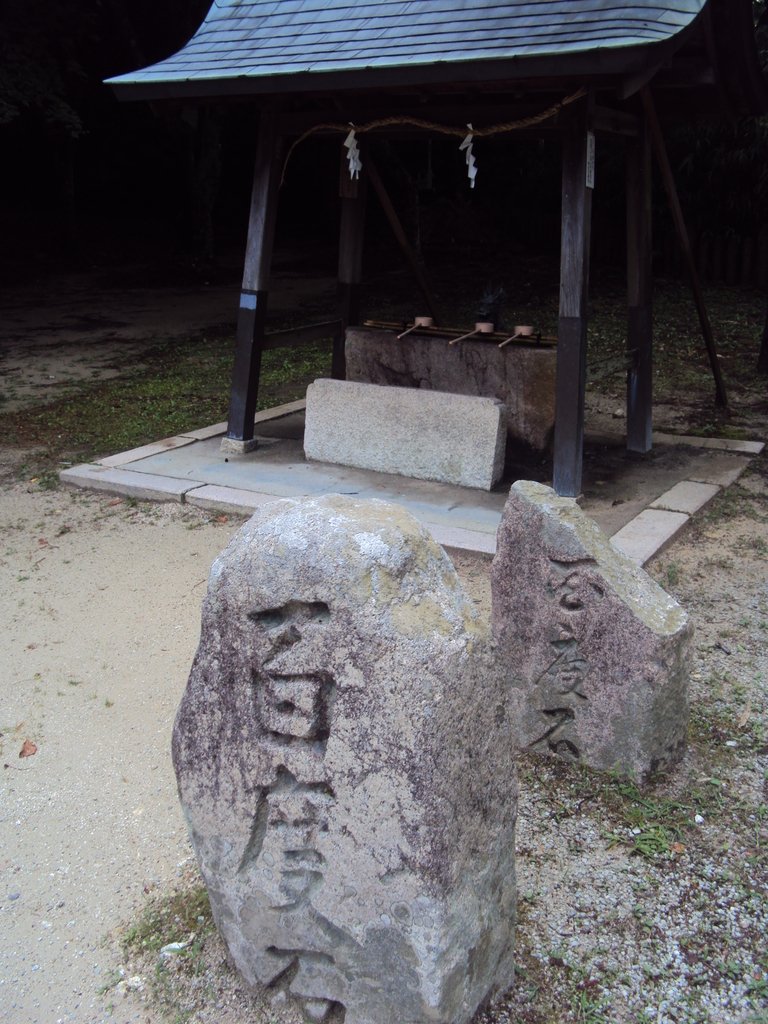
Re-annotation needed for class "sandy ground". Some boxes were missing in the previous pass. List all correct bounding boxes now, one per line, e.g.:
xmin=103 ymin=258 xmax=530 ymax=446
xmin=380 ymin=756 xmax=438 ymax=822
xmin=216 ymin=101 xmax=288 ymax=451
xmin=0 ymin=467 xmax=492 ymax=1024
xmin=0 ymin=474 xmax=237 ymax=1023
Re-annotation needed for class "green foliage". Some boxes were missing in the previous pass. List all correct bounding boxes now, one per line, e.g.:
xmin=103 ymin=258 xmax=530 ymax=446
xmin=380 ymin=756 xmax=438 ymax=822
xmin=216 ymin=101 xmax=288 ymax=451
xmin=664 ymin=6 xmax=768 ymax=254
xmin=582 ymin=279 xmax=766 ymax=413
xmin=121 ymin=879 xmax=218 ymax=1024
xmin=665 ymin=561 xmax=681 ymax=588
xmin=599 ymin=776 xmax=689 ymax=860
xmin=123 ymin=884 xmax=212 ymax=956
xmin=756 ymin=1 xmax=768 ymax=72
xmin=672 ymin=117 xmax=768 ymax=236
xmin=0 ymin=0 xmax=100 ymax=135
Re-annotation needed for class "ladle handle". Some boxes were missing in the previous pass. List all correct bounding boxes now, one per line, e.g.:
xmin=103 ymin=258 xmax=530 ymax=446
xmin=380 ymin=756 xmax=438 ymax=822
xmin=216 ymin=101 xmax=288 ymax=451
xmin=449 ymin=329 xmax=478 ymax=347
xmin=498 ymin=332 xmax=522 ymax=349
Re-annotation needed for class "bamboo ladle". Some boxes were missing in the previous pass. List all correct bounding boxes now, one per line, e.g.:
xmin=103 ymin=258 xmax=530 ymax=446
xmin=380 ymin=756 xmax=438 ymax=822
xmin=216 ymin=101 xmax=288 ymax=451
xmin=448 ymin=321 xmax=495 ymax=346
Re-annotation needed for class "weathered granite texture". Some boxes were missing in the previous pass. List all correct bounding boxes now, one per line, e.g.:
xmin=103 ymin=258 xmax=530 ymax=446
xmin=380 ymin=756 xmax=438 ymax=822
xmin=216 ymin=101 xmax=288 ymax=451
xmin=174 ymin=495 xmax=517 ymax=1024
xmin=304 ymin=378 xmax=507 ymax=490
xmin=345 ymin=326 xmax=556 ymax=452
xmin=491 ymin=481 xmax=691 ymax=780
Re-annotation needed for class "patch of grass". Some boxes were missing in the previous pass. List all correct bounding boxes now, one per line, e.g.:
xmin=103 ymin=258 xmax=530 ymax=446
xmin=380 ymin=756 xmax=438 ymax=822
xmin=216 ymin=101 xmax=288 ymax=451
xmin=23 ymin=467 xmax=62 ymax=490
xmin=694 ymin=420 xmax=729 ymax=438
xmin=665 ymin=561 xmax=681 ymax=588
xmin=689 ymin=691 xmax=763 ymax=754
xmin=599 ymin=775 xmax=690 ymax=859
xmin=121 ymin=880 xmax=217 ymax=1024
xmin=520 ymin=757 xmax=692 ymax=861
xmin=0 ymin=332 xmax=332 ymax=475
xmin=521 ymin=754 xmax=761 ymax=864
xmin=736 ymin=534 xmax=768 ymax=557
xmin=123 ymin=883 xmax=212 ymax=957
xmin=96 ymin=967 xmax=125 ymax=996
xmin=570 ymin=978 xmax=612 ymax=1024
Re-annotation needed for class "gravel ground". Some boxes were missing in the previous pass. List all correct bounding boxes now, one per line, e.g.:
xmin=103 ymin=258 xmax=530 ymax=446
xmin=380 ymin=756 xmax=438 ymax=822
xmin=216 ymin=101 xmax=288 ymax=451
xmin=481 ymin=462 xmax=768 ymax=1024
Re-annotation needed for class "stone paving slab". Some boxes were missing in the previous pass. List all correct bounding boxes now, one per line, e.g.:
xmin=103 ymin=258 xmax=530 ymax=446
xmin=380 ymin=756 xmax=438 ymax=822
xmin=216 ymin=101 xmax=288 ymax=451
xmin=60 ymin=406 xmax=763 ymax=565
xmin=60 ymin=463 xmax=202 ymax=502
xmin=654 ymin=432 xmax=764 ymax=455
xmin=424 ymin=522 xmax=497 ymax=555
xmin=185 ymin=485 xmax=498 ymax=554
xmin=97 ymin=435 xmax=197 ymax=467
xmin=649 ymin=480 xmax=720 ymax=515
xmin=610 ymin=509 xmax=690 ymax=565
xmin=177 ymin=402 xmax=308 ymax=444
xmin=253 ymin=398 xmax=306 ymax=423
xmin=688 ymin=462 xmax=750 ymax=489
xmin=180 ymin=421 xmax=228 ymax=441
xmin=185 ymin=484 xmax=278 ymax=514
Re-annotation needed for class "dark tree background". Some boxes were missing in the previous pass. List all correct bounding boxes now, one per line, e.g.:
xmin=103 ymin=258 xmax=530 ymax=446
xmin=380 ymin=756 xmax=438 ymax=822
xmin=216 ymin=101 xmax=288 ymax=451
xmin=0 ymin=0 xmax=247 ymax=279
xmin=1 ymin=0 xmax=768 ymax=335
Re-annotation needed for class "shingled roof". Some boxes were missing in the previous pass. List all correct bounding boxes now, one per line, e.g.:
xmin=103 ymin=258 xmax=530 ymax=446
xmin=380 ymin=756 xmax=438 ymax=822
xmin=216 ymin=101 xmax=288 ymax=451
xmin=108 ymin=0 xmax=708 ymax=95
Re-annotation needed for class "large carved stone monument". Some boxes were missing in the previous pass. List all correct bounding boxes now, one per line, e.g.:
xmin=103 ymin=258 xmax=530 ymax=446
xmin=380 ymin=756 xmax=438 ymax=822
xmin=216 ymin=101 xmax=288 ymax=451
xmin=173 ymin=495 xmax=517 ymax=1024
xmin=491 ymin=481 xmax=691 ymax=780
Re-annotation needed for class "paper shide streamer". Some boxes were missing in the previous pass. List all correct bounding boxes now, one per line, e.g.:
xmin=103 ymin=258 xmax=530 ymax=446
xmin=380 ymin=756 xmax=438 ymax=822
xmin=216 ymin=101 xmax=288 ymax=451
xmin=460 ymin=124 xmax=477 ymax=188
xmin=344 ymin=126 xmax=362 ymax=179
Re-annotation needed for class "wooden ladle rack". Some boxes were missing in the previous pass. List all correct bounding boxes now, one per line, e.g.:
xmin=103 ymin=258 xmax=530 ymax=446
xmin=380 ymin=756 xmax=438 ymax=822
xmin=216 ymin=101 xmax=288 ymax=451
xmin=362 ymin=319 xmax=557 ymax=348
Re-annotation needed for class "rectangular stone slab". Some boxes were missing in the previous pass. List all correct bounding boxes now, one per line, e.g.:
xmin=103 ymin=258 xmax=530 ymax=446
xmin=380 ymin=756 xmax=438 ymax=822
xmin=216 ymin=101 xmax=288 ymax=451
xmin=304 ymin=378 xmax=506 ymax=490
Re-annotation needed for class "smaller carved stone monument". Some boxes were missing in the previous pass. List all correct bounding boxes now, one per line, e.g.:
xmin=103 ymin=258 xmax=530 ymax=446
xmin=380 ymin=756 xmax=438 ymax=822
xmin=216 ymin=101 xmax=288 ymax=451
xmin=174 ymin=495 xmax=517 ymax=1024
xmin=491 ymin=481 xmax=691 ymax=780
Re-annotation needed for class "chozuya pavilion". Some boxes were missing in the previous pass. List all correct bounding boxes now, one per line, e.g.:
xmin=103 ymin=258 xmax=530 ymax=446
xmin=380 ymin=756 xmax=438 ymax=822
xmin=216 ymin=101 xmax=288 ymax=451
xmin=108 ymin=1 xmax=768 ymax=496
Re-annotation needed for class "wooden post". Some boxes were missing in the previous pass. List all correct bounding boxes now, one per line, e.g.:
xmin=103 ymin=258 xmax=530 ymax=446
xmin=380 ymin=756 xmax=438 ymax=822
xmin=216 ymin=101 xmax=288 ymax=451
xmin=758 ymin=296 xmax=768 ymax=374
xmin=224 ymin=109 xmax=283 ymax=450
xmin=641 ymin=88 xmax=728 ymax=409
xmin=626 ymin=115 xmax=653 ymax=453
xmin=553 ymin=94 xmax=594 ymax=498
xmin=337 ymin=153 xmax=367 ymax=379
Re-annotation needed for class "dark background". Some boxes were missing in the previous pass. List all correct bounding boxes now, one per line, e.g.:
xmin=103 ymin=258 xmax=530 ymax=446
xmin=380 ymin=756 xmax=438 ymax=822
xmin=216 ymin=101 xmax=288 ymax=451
xmin=2 ymin=0 xmax=768 ymax=292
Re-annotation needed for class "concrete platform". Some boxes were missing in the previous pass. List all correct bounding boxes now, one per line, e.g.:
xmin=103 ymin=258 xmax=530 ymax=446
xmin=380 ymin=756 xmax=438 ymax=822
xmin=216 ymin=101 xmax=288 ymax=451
xmin=60 ymin=400 xmax=764 ymax=564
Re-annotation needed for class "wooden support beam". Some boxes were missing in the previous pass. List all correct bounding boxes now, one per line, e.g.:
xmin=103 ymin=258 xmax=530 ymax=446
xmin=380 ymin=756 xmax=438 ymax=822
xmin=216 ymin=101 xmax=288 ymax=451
xmin=593 ymin=106 xmax=640 ymax=136
xmin=337 ymin=154 xmax=367 ymax=378
xmin=619 ymin=64 xmax=662 ymax=101
xmin=225 ymin=109 xmax=283 ymax=448
xmin=626 ymin=114 xmax=653 ymax=453
xmin=262 ymin=320 xmax=344 ymax=351
xmin=365 ymin=153 xmax=441 ymax=324
xmin=553 ymin=93 xmax=594 ymax=498
xmin=641 ymin=88 xmax=728 ymax=409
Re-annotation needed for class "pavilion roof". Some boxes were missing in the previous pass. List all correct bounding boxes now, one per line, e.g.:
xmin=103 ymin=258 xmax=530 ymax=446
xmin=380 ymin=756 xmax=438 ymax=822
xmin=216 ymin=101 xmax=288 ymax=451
xmin=107 ymin=1 xmax=708 ymax=96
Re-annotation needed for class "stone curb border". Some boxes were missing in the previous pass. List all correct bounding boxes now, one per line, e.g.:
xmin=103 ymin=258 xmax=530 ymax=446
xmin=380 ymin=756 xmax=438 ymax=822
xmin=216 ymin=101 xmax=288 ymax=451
xmin=60 ymin=412 xmax=764 ymax=565
xmin=609 ymin=437 xmax=763 ymax=564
